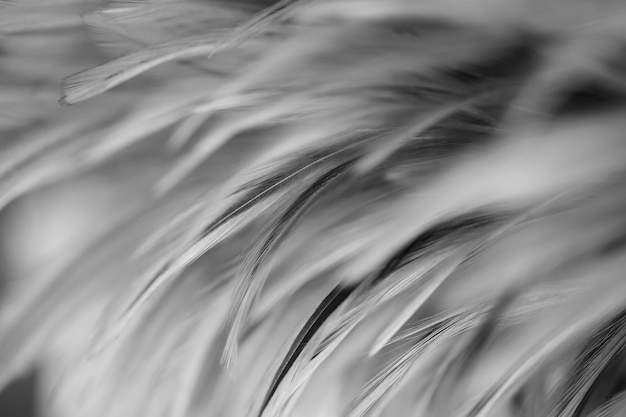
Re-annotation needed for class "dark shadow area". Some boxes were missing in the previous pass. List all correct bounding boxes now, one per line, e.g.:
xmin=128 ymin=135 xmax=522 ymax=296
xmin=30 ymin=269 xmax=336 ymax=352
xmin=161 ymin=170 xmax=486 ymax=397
xmin=0 ymin=373 xmax=36 ymax=417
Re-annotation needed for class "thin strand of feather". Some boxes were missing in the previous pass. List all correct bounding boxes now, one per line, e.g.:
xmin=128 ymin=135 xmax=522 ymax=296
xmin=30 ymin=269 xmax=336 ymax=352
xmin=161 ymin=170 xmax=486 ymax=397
xmin=246 ymin=179 xmax=442 ymax=322
xmin=232 ymin=123 xmax=500 ymax=315
xmin=92 ymin=1 xmax=250 ymax=32
xmin=114 ymin=154 xmax=336 ymax=331
xmin=367 ymin=199 xmax=553 ymax=356
xmin=260 ymin=250 xmax=452 ymax=416
xmin=353 ymin=94 xmax=494 ymax=175
xmin=546 ymin=315 xmax=626 ymax=417
xmin=465 ymin=256 xmax=626 ymax=417
xmin=146 ymin=147 xmax=335 ymax=266
xmin=349 ymin=310 xmax=482 ymax=417
xmin=414 ymin=195 xmax=585 ymax=413
xmin=367 ymin=267 xmax=465 ymax=358
xmin=152 ymin=145 xmax=343 ymax=254
xmin=342 ymin=113 xmax=626 ymax=281
xmin=61 ymin=0 xmax=295 ymax=104
xmin=168 ymin=322 xmax=226 ymax=417
xmin=155 ymin=95 xmax=308 ymax=193
xmin=208 ymin=0 xmax=300 ymax=55
xmin=257 ymin=284 xmax=356 ymax=417
xmin=167 ymin=113 xmax=211 ymax=151
xmin=83 ymin=2 xmax=251 ymax=53
xmin=101 ymin=215 xmax=243 ymax=351
xmin=266 ymin=190 xmax=582 ymax=415
xmin=366 ymin=253 xmax=469 ymax=357
xmin=353 ymin=282 xmax=581 ymax=417
xmin=247 ymin=217 xmax=376 ymax=327
xmin=80 ymin=84 xmax=215 ymax=164
xmin=133 ymin=149 xmax=313 ymax=259
xmin=178 ymin=88 xmax=376 ymax=167
xmin=132 ymin=133 xmax=352 ymax=263
xmin=135 ymin=277 xmax=231 ymax=417
xmin=359 ymin=193 xmax=565 ymax=357
xmin=60 ymin=35 xmax=225 ymax=105
xmin=132 ymin=200 xmax=206 ymax=258
xmin=68 ymin=264 xmax=220 ymax=417
xmin=587 ymin=392 xmax=626 ymax=417
xmin=82 ymin=13 xmax=146 ymax=57
xmin=149 ymin=140 xmax=358 ymax=275
xmin=88 ymin=190 xmax=287 ymax=356
xmin=209 ymin=23 xmax=506 ymax=106
xmin=223 ymin=161 xmax=353 ymax=369
xmin=390 ymin=281 xmax=582 ymax=346
xmin=503 ymin=38 xmax=621 ymax=128
xmin=430 ymin=296 xmax=517 ymax=416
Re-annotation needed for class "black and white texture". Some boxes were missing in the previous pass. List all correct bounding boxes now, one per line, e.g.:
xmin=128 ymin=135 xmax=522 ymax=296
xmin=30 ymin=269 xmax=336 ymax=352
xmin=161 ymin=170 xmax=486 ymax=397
xmin=1 ymin=1 xmax=626 ymax=416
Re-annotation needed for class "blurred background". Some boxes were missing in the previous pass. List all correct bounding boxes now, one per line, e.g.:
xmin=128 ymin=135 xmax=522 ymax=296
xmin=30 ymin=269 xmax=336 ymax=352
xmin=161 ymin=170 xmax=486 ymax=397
xmin=0 ymin=157 xmax=157 ymax=416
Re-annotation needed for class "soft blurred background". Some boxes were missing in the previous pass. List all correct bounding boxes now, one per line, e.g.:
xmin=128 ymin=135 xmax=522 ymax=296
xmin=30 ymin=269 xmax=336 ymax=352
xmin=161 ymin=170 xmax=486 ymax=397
xmin=0 ymin=157 xmax=159 ymax=416
xmin=0 ymin=178 xmax=111 ymax=417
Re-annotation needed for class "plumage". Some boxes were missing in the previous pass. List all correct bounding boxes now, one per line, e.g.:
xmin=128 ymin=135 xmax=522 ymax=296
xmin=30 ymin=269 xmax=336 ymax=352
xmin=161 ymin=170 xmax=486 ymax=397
xmin=2 ymin=1 xmax=626 ymax=417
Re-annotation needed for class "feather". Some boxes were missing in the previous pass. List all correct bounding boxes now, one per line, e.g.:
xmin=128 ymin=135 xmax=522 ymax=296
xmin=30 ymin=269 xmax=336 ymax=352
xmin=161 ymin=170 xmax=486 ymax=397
xmin=258 ymin=284 xmax=356 ymax=417
xmin=353 ymin=92 xmax=499 ymax=175
xmin=155 ymin=96 xmax=309 ymax=193
xmin=348 ymin=284 xmax=574 ymax=417
xmin=4 ymin=1 xmax=626 ymax=417
xmin=167 ymin=113 xmax=212 ymax=151
xmin=82 ymin=1 xmax=251 ymax=55
xmin=223 ymin=161 xmax=353 ymax=369
xmin=367 ymin=194 xmax=556 ymax=356
xmin=60 ymin=35 xmax=226 ymax=105
xmin=296 ymin=0 xmax=626 ymax=36
xmin=546 ymin=314 xmax=626 ymax=417
xmin=115 ymin=145 xmax=357 ymax=335
xmin=341 ymin=112 xmax=626 ymax=282
xmin=465 ymin=255 xmax=626 ymax=417
xmin=587 ymin=392 xmax=626 ymax=417
xmin=0 ymin=4 xmax=84 ymax=33
xmin=60 ymin=0 xmax=298 ymax=104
